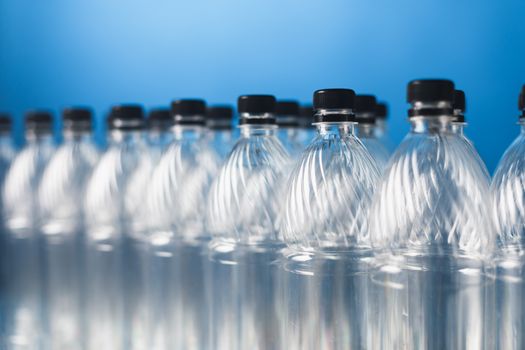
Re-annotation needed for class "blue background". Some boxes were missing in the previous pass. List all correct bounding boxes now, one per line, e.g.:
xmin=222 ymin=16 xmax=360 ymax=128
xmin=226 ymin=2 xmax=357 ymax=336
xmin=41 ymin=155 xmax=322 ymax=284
xmin=1 ymin=0 xmax=524 ymax=171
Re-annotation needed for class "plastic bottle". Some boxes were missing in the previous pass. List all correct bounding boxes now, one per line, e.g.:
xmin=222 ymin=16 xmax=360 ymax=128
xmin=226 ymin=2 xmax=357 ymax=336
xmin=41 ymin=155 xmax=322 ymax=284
xmin=207 ymin=95 xmax=290 ymax=350
xmin=374 ymin=102 xmax=393 ymax=151
xmin=0 ymin=114 xmax=17 ymax=343
xmin=39 ymin=108 xmax=99 ymax=350
xmin=275 ymin=100 xmax=308 ymax=157
xmin=354 ymin=95 xmax=390 ymax=170
xmin=492 ymin=85 xmax=525 ymax=350
xmin=369 ymin=79 xmax=494 ymax=350
xmin=84 ymin=105 xmax=151 ymax=350
xmin=147 ymin=108 xmax=174 ymax=159
xmin=280 ymin=89 xmax=380 ymax=349
xmin=3 ymin=111 xmax=55 ymax=349
xmin=206 ymin=105 xmax=235 ymax=160
xmin=146 ymin=99 xmax=218 ymax=350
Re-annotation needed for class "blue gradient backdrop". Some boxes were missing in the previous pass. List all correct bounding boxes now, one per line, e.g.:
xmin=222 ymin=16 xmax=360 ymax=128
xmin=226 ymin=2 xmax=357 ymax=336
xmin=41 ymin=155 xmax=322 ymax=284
xmin=1 ymin=0 xmax=524 ymax=171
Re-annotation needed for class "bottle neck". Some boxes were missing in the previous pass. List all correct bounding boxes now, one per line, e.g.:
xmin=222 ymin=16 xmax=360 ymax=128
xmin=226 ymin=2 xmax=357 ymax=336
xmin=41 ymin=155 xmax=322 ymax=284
xmin=451 ymin=122 xmax=465 ymax=136
xmin=172 ymin=124 xmax=206 ymax=141
xmin=409 ymin=115 xmax=454 ymax=134
xmin=315 ymin=122 xmax=354 ymax=137
xmin=63 ymin=129 xmax=93 ymax=143
xmin=26 ymin=130 xmax=54 ymax=144
xmin=240 ymin=124 xmax=277 ymax=137
xmin=519 ymin=120 xmax=525 ymax=134
xmin=356 ymin=123 xmax=376 ymax=138
xmin=109 ymin=129 xmax=144 ymax=143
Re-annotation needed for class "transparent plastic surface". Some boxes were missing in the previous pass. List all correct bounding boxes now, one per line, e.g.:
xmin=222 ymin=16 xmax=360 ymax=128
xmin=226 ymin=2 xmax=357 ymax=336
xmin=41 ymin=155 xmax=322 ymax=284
xmin=356 ymin=123 xmax=390 ymax=171
xmin=2 ymin=132 xmax=55 ymax=349
xmin=277 ymin=127 xmax=314 ymax=158
xmin=280 ymin=121 xmax=380 ymax=349
xmin=84 ymin=129 xmax=153 ymax=350
xmin=38 ymin=132 xmax=99 ymax=350
xmin=0 ymin=133 xmax=17 ymax=346
xmin=146 ymin=125 xmax=220 ymax=350
xmin=206 ymin=127 xmax=236 ymax=160
xmin=207 ymin=123 xmax=290 ymax=350
xmin=491 ymin=124 xmax=525 ymax=349
xmin=369 ymin=115 xmax=494 ymax=350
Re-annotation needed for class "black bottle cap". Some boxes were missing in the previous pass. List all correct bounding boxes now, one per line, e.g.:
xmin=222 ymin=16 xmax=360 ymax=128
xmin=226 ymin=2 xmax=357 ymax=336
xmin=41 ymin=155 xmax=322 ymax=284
xmin=25 ymin=110 xmax=53 ymax=132
xmin=407 ymin=79 xmax=455 ymax=103
xmin=108 ymin=104 xmax=144 ymax=130
xmin=147 ymin=108 xmax=172 ymax=130
xmin=62 ymin=107 xmax=93 ymax=131
xmin=276 ymin=100 xmax=300 ymax=127
xmin=407 ymin=79 xmax=455 ymax=117
xmin=238 ymin=95 xmax=276 ymax=125
xmin=0 ymin=113 xmax=11 ymax=132
xmin=453 ymin=90 xmax=466 ymax=123
xmin=313 ymin=88 xmax=355 ymax=122
xmin=354 ymin=95 xmax=377 ymax=124
xmin=207 ymin=105 xmax=233 ymax=129
xmin=171 ymin=99 xmax=206 ymax=126
xmin=276 ymin=101 xmax=300 ymax=116
xmin=298 ymin=105 xmax=314 ymax=128
xmin=453 ymin=90 xmax=466 ymax=112
xmin=375 ymin=102 xmax=388 ymax=120
xmin=207 ymin=105 xmax=233 ymax=120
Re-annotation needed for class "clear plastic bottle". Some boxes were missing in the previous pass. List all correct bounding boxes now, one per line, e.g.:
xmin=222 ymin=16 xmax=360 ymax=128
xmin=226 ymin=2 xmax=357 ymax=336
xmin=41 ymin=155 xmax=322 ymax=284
xmin=275 ymin=100 xmax=310 ymax=157
xmin=84 ymin=105 xmax=152 ymax=350
xmin=374 ymin=102 xmax=394 ymax=151
xmin=369 ymin=80 xmax=494 ymax=350
xmin=146 ymin=99 xmax=218 ymax=350
xmin=0 ymin=114 xmax=17 ymax=344
xmin=207 ymin=95 xmax=290 ymax=350
xmin=3 ymin=111 xmax=55 ymax=349
xmin=492 ymin=85 xmax=525 ymax=350
xmin=354 ymin=95 xmax=390 ymax=171
xmin=146 ymin=108 xmax=174 ymax=159
xmin=280 ymin=89 xmax=380 ymax=350
xmin=39 ymin=108 xmax=99 ymax=350
xmin=206 ymin=105 xmax=235 ymax=160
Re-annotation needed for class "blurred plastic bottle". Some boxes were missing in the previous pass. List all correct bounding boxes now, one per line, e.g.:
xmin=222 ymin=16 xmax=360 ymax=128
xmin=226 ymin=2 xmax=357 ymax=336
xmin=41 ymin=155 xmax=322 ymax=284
xmin=354 ymin=95 xmax=390 ymax=171
xmin=374 ymin=102 xmax=393 ymax=151
xmin=84 ymin=105 xmax=152 ymax=350
xmin=207 ymin=95 xmax=290 ymax=350
xmin=3 ymin=111 xmax=55 ymax=350
xmin=492 ymin=85 xmax=525 ymax=350
xmin=369 ymin=79 xmax=494 ymax=350
xmin=146 ymin=99 xmax=218 ymax=350
xmin=146 ymin=108 xmax=174 ymax=159
xmin=0 ymin=114 xmax=17 ymax=343
xmin=280 ymin=89 xmax=380 ymax=350
xmin=275 ymin=100 xmax=309 ymax=157
xmin=38 ymin=108 xmax=99 ymax=350
xmin=206 ymin=105 xmax=235 ymax=160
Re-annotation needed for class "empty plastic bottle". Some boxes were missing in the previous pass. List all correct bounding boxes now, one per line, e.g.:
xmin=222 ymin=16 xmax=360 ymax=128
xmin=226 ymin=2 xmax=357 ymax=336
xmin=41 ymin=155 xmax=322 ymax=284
xmin=280 ymin=89 xmax=380 ymax=350
xmin=146 ymin=99 xmax=218 ymax=350
xmin=84 ymin=105 xmax=152 ymax=350
xmin=369 ymin=79 xmax=494 ymax=350
xmin=275 ymin=100 xmax=308 ymax=157
xmin=354 ymin=95 xmax=390 ymax=170
xmin=3 ymin=111 xmax=55 ymax=349
xmin=38 ymin=108 xmax=99 ymax=350
xmin=207 ymin=95 xmax=290 ymax=350
xmin=146 ymin=108 xmax=174 ymax=159
xmin=374 ymin=102 xmax=393 ymax=151
xmin=492 ymin=85 xmax=525 ymax=350
xmin=0 ymin=114 xmax=17 ymax=343
xmin=206 ymin=105 xmax=235 ymax=160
